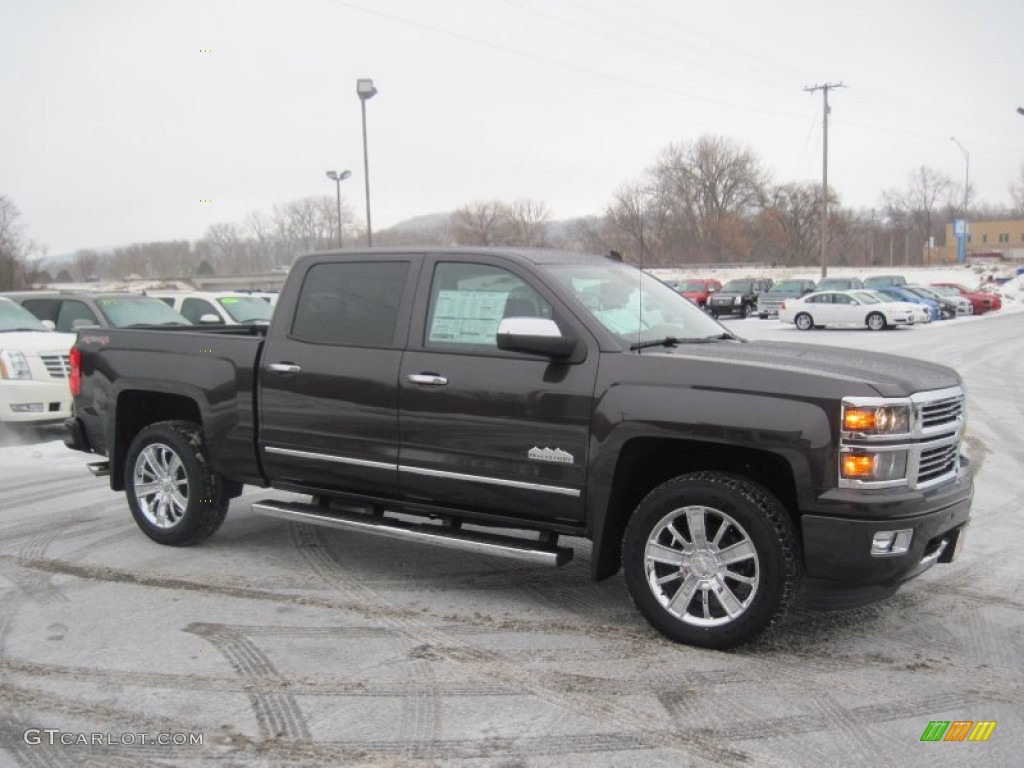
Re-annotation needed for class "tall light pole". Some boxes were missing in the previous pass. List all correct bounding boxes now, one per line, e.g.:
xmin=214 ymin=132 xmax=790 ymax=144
xmin=326 ymin=169 xmax=351 ymax=248
xmin=357 ymin=78 xmax=377 ymax=247
xmin=949 ymin=137 xmax=970 ymax=216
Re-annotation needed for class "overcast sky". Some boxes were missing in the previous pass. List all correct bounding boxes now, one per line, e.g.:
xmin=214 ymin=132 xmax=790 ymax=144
xmin=2 ymin=0 xmax=1021 ymax=257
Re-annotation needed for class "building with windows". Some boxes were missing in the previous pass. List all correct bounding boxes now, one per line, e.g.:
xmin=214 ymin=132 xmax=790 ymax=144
xmin=925 ymin=217 xmax=1024 ymax=266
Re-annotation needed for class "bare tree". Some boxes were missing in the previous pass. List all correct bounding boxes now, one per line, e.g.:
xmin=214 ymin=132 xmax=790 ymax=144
xmin=0 ymin=196 xmax=44 ymax=290
xmin=73 ymin=249 xmax=101 ymax=280
xmin=755 ymin=183 xmax=827 ymax=266
xmin=199 ymin=222 xmax=248 ymax=274
xmin=449 ymin=201 xmax=509 ymax=245
xmin=604 ymin=182 xmax=673 ymax=264
xmin=882 ymin=166 xmax=952 ymax=264
xmin=605 ymin=135 xmax=768 ymax=265
xmin=271 ymin=196 xmax=336 ymax=258
xmin=507 ymin=199 xmax=551 ymax=246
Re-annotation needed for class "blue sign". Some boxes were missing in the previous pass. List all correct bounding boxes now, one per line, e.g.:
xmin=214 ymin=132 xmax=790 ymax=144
xmin=952 ymin=219 xmax=968 ymax=264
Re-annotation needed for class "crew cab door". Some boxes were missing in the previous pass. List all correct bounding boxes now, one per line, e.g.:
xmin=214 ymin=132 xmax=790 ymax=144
xmin=258 ymin=257 xmax=418 ymax=495
xmin=397 ymin=257 xmax=598 ymax=524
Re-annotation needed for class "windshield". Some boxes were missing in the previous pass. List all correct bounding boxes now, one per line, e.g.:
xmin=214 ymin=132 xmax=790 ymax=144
xmin=96 ymin=297 xmax=192 ymax=326
xmin=544 ymin=262 xmax=727 ymax=345
xmin=928 ymin=285 xmax=958 ymax=297
xmin=217 ymin=296 xmax=273 ymax=323
xmin=678 ymin=280 xmax=710 ymax=292
xmin=850 ymin=291 xmax=881 ymax=304
xmin=908 ymin=286 xmax=941 ymax=300
xmin=0 ymin=300 xmax=50 ymax=332
xmin=769 ymin=280 xmax=809 ymax=293
xmin=721 ymin=280 xmax=754 ymax=292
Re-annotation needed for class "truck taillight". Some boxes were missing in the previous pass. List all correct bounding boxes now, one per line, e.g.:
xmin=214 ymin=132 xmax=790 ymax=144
xmin=69 ymin=347 xmax=81 ymax=397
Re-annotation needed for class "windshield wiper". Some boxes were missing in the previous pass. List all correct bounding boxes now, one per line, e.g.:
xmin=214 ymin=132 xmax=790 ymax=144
xmin=630 ymin=336 xmax=681 ymax=350
xmin=630 ymin=333 xmax=735 ymax=351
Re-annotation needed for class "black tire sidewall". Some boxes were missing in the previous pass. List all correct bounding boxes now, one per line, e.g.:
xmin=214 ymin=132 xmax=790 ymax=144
xmin=795 ymin=313 xmax=813 ymax=330
xmin=622 ymin=473 xmax=798 ymax=649
xmin=124 ymin=421 xmax=227 ymax=545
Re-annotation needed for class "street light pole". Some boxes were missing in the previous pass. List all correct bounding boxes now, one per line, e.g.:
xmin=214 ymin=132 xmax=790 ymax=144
xmin=326 ymin=169 xmax=351 ymax=248
xmin=357 ymin=78 xmax=378 ymax=247
xmin=949 ymin=137 xmax=970 ymax=216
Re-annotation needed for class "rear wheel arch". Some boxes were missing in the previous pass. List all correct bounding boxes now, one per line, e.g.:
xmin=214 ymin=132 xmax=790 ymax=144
xmin=111 ymin=390 xmax=202 ymax=491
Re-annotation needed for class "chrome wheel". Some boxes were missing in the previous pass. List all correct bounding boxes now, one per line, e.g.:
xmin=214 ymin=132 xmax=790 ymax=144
xmin=133 ymin=442 xmax=189 ymax=529
xmin=795 ymin=313 xmax=813 ymax=331
xmin=643 ymin=505 xmax=759 ymax=628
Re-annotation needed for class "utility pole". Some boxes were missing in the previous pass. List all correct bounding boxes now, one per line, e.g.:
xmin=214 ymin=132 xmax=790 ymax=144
xmin=804 ymin=82 xmax=845 ymax=278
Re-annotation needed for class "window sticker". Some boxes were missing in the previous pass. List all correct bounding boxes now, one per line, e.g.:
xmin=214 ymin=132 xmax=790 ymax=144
xmin=429 ymin=290 xmax=509 ymax=345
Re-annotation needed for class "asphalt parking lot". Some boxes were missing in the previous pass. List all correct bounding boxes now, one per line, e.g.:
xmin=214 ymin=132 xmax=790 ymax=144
xmin=1 ymin=311 xmax=1022 ymax=767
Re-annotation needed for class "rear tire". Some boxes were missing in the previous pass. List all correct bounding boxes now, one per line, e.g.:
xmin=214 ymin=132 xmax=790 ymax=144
xmin=622 ymin=472 xmax=799 ymax=650
xmin=794 ymin=313 xmax=814 ymax=331
xmin=124 ymin=420 xmax=230 ymax=545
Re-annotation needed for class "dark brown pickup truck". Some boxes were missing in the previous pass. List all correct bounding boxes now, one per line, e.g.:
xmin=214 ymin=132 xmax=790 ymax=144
xmin=64 ymin=247 xmax=972 ymax=649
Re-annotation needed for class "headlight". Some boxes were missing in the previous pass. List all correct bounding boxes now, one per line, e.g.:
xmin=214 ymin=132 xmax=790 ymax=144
xmin=840 ymin=449 xmax=908 ymax=484
xmin=0 ymin=350 xmax=33 ymax=380
xmin=842 ymin=403 xmax=911 ymax=435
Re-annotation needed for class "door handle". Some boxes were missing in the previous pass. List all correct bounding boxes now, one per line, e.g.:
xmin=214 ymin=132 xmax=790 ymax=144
xmin=406 ymin=373 xmax=448 ymax=386
xmin=265 ymin=363 xmax=302 ymax=374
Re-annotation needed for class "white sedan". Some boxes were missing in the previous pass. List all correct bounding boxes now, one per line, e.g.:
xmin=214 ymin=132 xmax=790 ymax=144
xmin=778 ymin=289 xmax=918 ymax=331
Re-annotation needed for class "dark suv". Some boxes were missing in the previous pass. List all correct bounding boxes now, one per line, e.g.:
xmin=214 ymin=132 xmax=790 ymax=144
xmin=707 ymin=277 xmax=773 ymax=318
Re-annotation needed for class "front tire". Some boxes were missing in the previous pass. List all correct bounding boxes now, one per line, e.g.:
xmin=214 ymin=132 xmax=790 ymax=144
xmin=866 ymin=312 xmax=886 ymax=331
xmin=794 ymin=312 xmax=814 ymax=331
xmin=622 ymin=472 xmax=799 ymax=649
xmin=124 ymin=420 xmax=230 ymax=545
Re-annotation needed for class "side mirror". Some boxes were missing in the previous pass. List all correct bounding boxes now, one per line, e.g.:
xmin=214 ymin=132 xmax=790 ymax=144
xmin=70 ymin=318 xmax=100 ymax=331
xmin=41 ymin=319 xmax=57 ymax=331
xmin=497 ymin=317 xmax=576 ymax=359
xmin=199 ymin=313 xmax=224 ymax=325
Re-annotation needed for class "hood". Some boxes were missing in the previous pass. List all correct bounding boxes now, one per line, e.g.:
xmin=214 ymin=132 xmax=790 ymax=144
xmin=0 ymin=331 xmax=77 ymax=356
xmin=641 ymin=339 xmax=961 ymax=398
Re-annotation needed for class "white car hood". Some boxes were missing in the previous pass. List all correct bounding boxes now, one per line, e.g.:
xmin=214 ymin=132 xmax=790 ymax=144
xmin=0 ymin=331 xmax=77 ymax=355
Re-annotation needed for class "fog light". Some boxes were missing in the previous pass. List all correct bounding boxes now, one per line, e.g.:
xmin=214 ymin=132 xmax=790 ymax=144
xmin=10 ymin=403 xmax=45 ymax=413
xmin=871 ymin=529 xmax=913 ymax=556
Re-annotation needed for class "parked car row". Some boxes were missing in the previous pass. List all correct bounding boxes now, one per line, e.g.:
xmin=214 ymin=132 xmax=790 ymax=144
xmin=665 ymin=274 xmax=1002 ymax=324
xmin=0 ymin=288 xmax=279 ymax=426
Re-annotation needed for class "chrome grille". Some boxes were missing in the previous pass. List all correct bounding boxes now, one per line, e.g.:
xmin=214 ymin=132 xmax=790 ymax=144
xmin=40 ymin=353 xmax=71 ymax=379
xmin=917 ymin=442 xmax=960 ymax=486
xmin=919 ymin=395 xmax=963 ymax=431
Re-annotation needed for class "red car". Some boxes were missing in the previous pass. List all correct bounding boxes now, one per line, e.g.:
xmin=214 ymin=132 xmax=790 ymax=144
xmin=673 ymin=278 xmax=723 ymax=308
xmin=930 ymin=282 xmax=1002 ymax=314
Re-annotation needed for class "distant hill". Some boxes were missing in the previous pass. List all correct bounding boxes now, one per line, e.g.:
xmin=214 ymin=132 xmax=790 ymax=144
xmin=386 ymin=213 xmax=450 ymax=233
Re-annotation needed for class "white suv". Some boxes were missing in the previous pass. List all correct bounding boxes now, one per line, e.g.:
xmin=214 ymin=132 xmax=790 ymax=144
xmin=0 ymin=297 xmax=77 ymax=425
xmin=147 ymin=291 xmax=274 ymax=325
